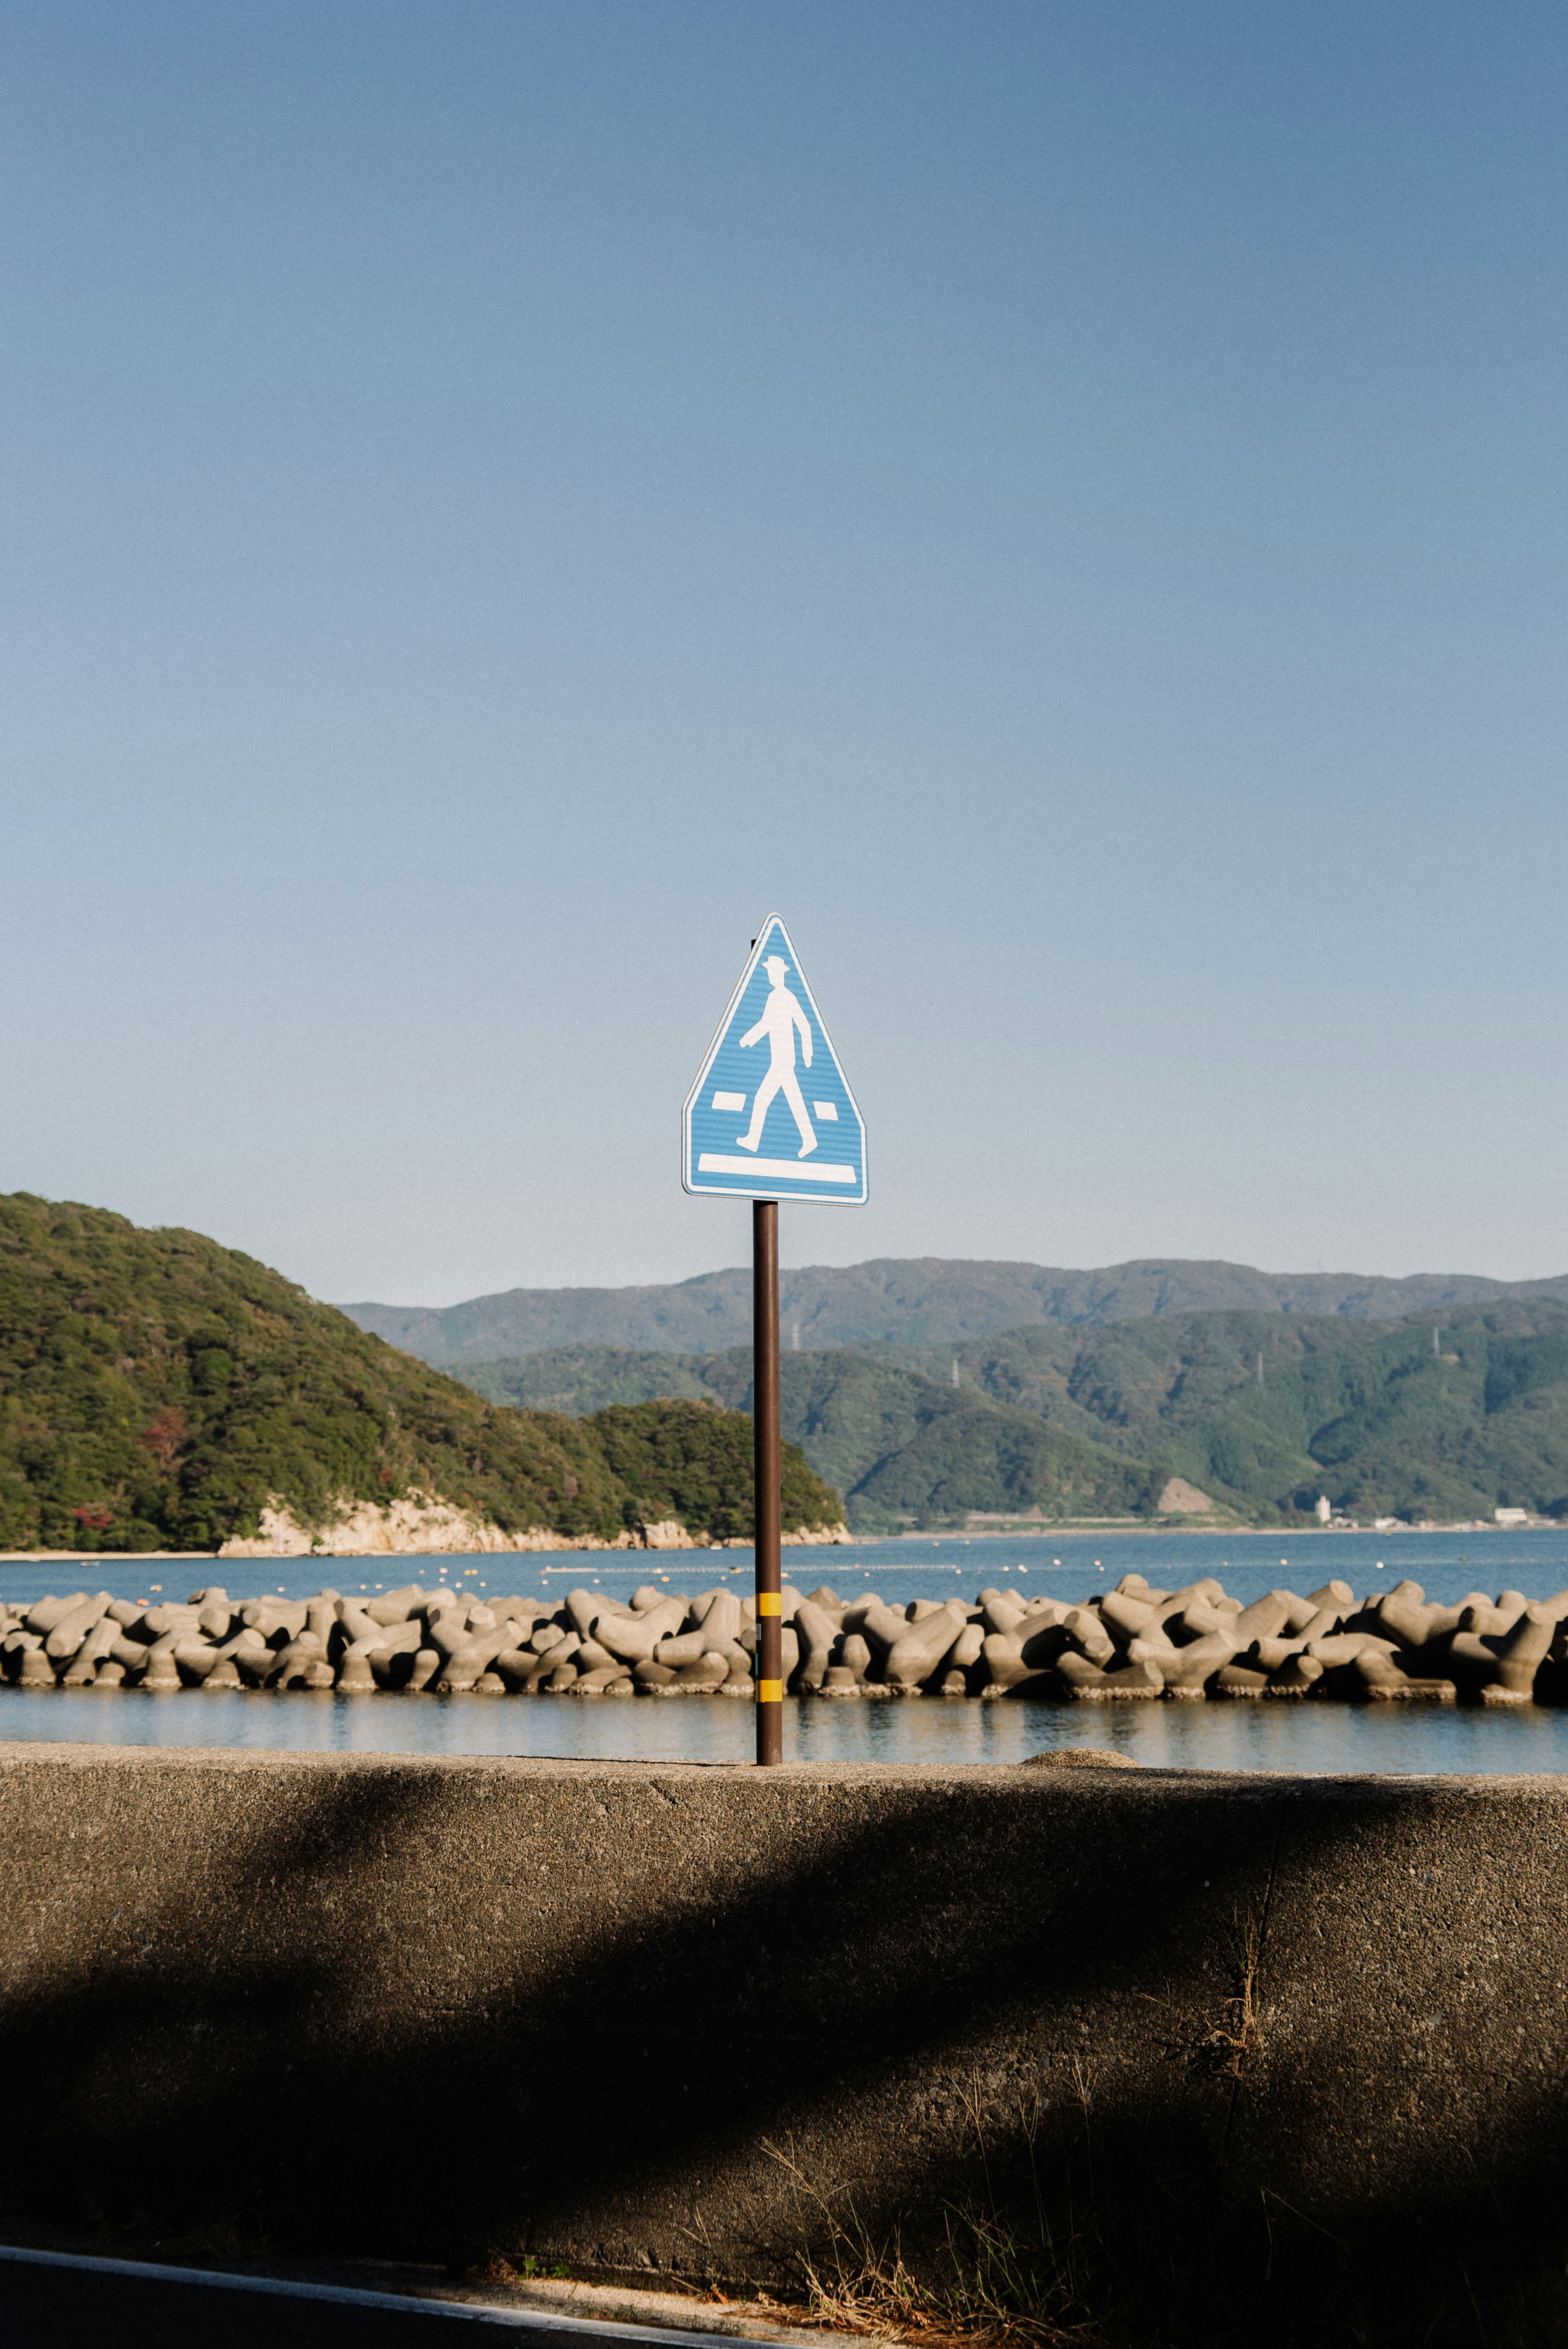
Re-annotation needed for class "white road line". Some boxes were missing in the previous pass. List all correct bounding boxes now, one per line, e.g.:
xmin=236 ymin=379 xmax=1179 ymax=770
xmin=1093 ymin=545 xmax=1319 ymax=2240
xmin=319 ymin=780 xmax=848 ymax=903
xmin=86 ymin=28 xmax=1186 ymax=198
xmin=811 ymin=1102 xmax=838 ymax=1120
xmin=710 ymin=1092 xmax=746 ymax=1112
xmin=0 ymin=2244 xmax=744 ymax=2345
xmin=697 ymin=1154 xmax=856 ymax=1183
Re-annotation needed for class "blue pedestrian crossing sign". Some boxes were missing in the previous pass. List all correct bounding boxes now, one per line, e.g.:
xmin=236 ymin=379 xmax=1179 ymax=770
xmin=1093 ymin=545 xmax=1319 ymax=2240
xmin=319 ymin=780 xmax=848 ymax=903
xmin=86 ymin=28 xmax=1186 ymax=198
xmin=683 ymin=916 xmax=867 ymax=1204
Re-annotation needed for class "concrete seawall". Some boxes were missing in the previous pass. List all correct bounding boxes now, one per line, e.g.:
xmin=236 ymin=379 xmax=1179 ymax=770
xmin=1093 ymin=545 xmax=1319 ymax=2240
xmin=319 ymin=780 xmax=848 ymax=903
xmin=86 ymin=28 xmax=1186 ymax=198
xmin=1 ymin=1749 xmax=1565 ymax=2341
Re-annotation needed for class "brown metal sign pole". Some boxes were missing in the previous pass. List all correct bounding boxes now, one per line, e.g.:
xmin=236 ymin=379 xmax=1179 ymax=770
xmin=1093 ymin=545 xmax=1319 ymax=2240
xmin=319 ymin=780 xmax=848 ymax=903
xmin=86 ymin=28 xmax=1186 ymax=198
xmin=753 ymin=1197 xmax=783 ymax=1764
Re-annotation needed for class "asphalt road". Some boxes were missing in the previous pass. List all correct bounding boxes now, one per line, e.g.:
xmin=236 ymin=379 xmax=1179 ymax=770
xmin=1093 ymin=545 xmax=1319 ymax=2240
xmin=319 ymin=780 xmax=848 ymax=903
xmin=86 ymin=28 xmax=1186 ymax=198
xmin=0 ymin=2248 xmax=733 ymax=2349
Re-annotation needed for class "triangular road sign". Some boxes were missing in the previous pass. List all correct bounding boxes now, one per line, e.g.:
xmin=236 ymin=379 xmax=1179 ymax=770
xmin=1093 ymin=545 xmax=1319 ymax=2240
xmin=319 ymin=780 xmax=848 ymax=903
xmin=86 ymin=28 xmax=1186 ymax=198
xmin=682 ymin=916 xmax=867 ymax=1204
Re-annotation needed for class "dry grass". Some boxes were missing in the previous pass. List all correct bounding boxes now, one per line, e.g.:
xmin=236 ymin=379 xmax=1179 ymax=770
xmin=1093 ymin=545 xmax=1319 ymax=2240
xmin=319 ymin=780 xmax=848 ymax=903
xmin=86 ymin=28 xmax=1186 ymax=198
xmin=1197 ymin=1908 xmax=1262 ymax=2080
xmin=763 ymin=2082 xmax=1107 ymax=2349
xmin=457 ymin=2252 xmax=571 ymax=2287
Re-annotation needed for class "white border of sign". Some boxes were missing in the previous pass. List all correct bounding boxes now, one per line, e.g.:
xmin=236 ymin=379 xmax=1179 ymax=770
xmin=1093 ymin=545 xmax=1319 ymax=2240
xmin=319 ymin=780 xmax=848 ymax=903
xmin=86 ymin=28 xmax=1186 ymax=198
xmin=681 ymin=914 xmax=868 ymax=1205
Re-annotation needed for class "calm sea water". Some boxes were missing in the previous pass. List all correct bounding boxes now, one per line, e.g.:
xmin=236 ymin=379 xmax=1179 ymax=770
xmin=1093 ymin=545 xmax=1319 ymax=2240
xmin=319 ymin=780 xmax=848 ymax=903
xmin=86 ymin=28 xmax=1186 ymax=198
xmin=3 ymin=1526 xmax=1567 ymax=1774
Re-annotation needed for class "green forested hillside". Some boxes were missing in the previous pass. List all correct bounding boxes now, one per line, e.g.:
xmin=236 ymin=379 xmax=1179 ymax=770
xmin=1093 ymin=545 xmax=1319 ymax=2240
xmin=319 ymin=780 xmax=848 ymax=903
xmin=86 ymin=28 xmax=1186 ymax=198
xmin=456 ymin=1300 xmax=1568 ymax=1529
xmin=587 ymin=1398 xmax=841 ymax=1546
xmin=0 ymin=1197 xmax=840 ymax=1551
xmin=470 ymin=1344 xmax=724 ymax=1413
xmin=459 ymin=1344 xmax=1173 ymax=1531
xmin=914 ymin=1306 xmax=1568 ymax=1522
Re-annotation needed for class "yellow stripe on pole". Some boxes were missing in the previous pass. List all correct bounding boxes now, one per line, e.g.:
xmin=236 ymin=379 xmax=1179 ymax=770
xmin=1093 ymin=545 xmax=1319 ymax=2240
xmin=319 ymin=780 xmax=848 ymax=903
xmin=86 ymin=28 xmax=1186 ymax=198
xmin=757 ymin=1592 xmax=782 ymax=1616
xmin=757 ymin=1679 xmax=784 ymax=1703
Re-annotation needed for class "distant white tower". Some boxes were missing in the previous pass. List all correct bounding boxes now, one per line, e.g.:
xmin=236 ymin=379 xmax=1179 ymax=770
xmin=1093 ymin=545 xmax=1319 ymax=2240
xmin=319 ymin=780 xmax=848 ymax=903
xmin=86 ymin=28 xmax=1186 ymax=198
xmin=1314 ymin=1494 xmax=1331 ymax=1524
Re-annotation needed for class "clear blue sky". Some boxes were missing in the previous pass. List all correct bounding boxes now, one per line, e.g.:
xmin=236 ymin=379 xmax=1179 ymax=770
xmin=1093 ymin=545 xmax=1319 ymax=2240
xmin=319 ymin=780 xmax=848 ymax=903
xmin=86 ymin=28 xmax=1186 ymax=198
xmin=4 ymin=2 xmax=1566 ymax=1303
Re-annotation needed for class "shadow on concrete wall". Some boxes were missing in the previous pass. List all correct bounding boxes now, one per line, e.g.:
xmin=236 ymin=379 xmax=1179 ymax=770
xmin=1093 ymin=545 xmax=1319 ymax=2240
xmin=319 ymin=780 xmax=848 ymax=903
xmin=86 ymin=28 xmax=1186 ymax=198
xmin=1 ymin=1754 xmax=1565 ymax=2347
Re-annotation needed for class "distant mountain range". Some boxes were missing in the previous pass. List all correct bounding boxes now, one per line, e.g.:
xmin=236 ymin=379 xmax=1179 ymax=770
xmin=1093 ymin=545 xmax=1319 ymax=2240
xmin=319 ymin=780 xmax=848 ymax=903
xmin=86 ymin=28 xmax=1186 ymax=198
xmin=445 ymin=1300 xmax=1568 ymax=1533
xmin=339 ymin=1255 xmax=1568 ymax=1366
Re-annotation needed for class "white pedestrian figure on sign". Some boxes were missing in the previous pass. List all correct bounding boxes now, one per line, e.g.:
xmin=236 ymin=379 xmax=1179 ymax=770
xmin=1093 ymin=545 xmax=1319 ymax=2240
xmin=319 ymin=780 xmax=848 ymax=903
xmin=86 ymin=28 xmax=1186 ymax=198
xmin=736 ymin=955 xmax=817 ymax=1157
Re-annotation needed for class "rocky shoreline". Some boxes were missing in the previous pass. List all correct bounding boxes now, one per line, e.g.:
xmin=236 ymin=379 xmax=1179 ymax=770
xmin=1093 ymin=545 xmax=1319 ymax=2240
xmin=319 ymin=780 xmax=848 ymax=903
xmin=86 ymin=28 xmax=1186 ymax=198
xmin=3 ymin=1570 xmax=1566 ymax=1700
xmin=215 ymin=1498 xmax=850 ymax=1557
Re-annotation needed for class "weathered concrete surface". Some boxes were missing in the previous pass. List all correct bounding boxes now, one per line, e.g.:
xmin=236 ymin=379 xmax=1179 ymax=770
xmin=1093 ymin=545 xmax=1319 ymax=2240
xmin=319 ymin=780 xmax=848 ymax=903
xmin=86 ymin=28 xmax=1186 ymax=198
xmin=0 ymin=1749 xmax=1565 ymax=2338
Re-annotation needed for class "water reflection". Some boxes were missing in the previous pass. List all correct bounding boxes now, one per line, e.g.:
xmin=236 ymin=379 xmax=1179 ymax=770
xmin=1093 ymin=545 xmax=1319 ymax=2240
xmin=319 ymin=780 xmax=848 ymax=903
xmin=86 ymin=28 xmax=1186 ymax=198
xmin=0 ymin=1681 xmax=1563 ymax=1775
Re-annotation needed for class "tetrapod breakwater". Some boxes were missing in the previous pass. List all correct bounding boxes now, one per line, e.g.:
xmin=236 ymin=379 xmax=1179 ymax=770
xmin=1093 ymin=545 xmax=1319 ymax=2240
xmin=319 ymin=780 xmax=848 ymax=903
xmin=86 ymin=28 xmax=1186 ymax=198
xmin=4 ymin=1567 xmax=1568 ymax=1701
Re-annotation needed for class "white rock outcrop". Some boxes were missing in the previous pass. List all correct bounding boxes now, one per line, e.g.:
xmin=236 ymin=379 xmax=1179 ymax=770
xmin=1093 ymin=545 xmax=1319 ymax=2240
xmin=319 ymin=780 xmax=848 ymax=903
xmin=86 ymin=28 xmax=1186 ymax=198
xmin=217 ymin=1495 xmax=851 ymax=1558
xmin=1157 ymin=1477 xmax=1216 ymax=1515
xmin=635 ymin=1520 xmax=697 ymax=1551
xmin=221 ymin=1497 xmax=606 ymax=1558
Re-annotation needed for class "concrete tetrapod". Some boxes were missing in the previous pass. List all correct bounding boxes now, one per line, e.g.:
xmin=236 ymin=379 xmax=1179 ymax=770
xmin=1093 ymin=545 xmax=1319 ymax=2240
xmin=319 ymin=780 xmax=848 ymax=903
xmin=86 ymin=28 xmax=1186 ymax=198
xmin=42 ymin=1593 xmax=113 ymax=1660
xmin=5 ymin=1569 xmax=1568 ymax=1711
xmin=788 ymin=1599 xmax=837 ymax=1692
xmin=885 ymin=1600 xmax=970 ymax=1688
xmin=60 ymin=1616 xmax=120 ymax=1686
